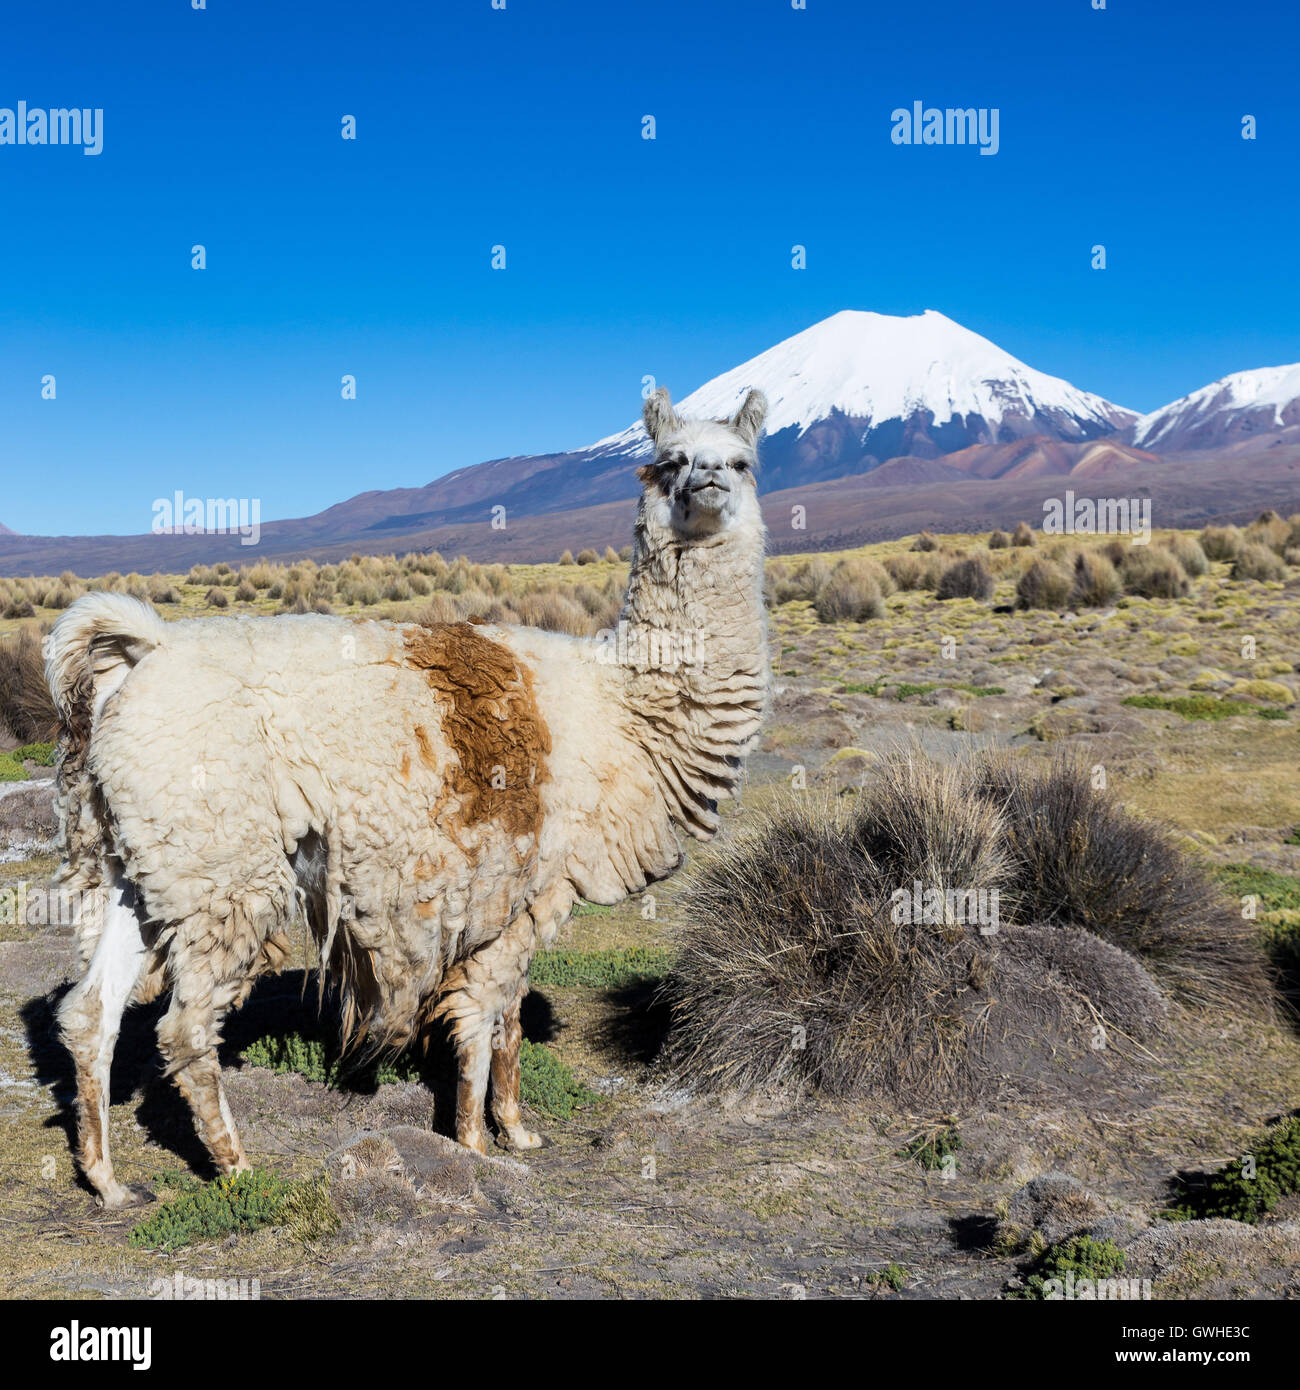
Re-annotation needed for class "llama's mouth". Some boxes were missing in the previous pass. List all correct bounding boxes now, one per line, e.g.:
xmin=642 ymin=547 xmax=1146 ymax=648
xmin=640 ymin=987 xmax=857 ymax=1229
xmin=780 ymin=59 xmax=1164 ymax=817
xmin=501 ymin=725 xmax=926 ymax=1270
xmin=688 ymin=480 xmax=728 ymax=495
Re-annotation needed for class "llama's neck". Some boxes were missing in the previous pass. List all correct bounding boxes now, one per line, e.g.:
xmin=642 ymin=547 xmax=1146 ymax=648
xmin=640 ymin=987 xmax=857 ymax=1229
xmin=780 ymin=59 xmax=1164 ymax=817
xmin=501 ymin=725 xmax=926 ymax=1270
xmin=613 ymin=509 xmax=770 ymax=839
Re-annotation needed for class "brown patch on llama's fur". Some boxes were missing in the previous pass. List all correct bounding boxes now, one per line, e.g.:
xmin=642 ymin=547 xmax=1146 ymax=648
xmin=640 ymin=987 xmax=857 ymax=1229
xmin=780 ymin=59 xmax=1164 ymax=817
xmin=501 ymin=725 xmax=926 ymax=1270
xmin=404 ymin=623 xmax=551 ymax=842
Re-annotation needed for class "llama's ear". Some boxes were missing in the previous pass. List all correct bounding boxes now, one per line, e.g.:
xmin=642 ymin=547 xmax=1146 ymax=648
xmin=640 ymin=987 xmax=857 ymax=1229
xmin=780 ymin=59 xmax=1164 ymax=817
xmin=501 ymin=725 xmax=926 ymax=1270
xmin=730 ymin=388 xmax=768 ymax=445
xmin=642 ymin=388 xmax=681 ymax=446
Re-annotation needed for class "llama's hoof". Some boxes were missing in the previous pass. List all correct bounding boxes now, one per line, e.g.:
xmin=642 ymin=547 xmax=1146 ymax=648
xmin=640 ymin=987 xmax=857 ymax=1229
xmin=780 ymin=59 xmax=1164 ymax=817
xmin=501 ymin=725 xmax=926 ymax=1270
xmin=498 ymin=1125 xmax=543 ymax=1151
xmin=459 ymin=1131 xmax=490 ymax=1157
xmin=96 ymin=1182 xmax=154 ymax=1210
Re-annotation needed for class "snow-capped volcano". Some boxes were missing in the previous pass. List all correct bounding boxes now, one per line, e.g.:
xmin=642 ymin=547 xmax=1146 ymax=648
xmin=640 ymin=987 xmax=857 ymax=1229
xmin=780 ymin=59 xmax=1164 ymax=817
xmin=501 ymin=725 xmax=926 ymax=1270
xmin=1133 ymin=363 xmax=1300 ymax=452
xmin=592 ymin=310 xmax=1137 ymax=467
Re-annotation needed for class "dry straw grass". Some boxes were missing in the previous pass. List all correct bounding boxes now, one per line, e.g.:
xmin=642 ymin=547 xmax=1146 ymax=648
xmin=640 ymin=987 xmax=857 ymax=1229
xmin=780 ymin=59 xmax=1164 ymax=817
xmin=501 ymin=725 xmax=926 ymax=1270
xmin=660 ymin=749 xmax=1272 ymax=1104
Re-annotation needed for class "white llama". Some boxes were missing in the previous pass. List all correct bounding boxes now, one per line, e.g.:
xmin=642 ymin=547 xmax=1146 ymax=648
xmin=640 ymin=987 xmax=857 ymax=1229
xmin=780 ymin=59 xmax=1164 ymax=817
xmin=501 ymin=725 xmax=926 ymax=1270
xmin=47 ymin=387 xmax=770 ymax=1207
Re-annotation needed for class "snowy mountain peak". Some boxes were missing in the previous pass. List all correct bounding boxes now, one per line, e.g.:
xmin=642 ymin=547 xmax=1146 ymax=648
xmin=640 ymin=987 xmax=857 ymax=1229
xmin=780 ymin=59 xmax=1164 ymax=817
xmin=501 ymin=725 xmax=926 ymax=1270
xmin=593 ymin=309 xmax=1136 ymax=453
xmin=1134 ymin=363 xmax=1300 ymax=450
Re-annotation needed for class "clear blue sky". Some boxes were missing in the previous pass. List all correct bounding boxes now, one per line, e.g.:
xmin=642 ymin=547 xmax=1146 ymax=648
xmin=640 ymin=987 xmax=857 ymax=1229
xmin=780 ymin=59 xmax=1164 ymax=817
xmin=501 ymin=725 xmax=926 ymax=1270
xmin=1 ymin=0 xmax=1297 ymax=536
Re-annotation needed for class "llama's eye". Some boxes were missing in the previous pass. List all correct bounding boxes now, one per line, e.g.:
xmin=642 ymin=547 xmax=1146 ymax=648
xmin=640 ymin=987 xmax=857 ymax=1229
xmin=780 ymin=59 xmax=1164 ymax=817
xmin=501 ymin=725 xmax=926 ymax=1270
xmin=730 ymin=459 xmax=749 ymax=471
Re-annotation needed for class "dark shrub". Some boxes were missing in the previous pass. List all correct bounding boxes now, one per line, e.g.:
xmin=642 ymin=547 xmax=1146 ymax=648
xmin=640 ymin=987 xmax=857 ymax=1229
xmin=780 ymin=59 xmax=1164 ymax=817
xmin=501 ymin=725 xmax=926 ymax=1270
xmin=660 ymin=751 xmax=1271 ymax=1102
xmin=970 ymin=753 xmax=1269 ymax=1011
xmin=936 ymin=555 xmax=994 ymax=601
xmin=910 ymin=531 xmax=939 ymax=552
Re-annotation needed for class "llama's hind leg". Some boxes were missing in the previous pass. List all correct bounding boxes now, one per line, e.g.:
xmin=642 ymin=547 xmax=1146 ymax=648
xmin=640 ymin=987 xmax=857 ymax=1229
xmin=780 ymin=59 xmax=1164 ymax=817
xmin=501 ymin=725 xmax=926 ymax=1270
xmin=156 ymin=968 xmax=250 ymax=1176
xmin=491 ymin=990 xmax=541 ymax=1150
xmin=57 ymin=878 xmax=149 ymax=1208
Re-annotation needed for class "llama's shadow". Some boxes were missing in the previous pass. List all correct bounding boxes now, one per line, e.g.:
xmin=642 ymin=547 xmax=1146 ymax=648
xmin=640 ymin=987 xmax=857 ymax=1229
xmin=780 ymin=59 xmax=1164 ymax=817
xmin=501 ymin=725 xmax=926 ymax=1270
xmin=26 ymin=966 xmax=600 ymax=1189
xmin=26 ymin=968 xmax=564 ymax=1186
xmin=21 ymin=985 xmax=211 ymax=1192
xmin=947 ymin=1213 xmax=999 ymax=1252
xmin=592 ymin=979 xmax=672 ymax=1065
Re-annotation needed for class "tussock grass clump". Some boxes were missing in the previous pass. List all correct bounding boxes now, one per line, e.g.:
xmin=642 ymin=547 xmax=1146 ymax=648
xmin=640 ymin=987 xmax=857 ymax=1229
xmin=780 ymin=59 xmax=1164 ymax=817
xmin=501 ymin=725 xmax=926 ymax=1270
xmin=972 ymin=753 xmax=1269 ymax=1011
xmin=936 ymin=555 xmax=994 ymax=602
xmin=813 ymin=559 xmax=886 ymax=623
xmin=204 ymin=586 xmax=230 ymax=609
xmin=660 ymin=751 xmax=1271 ymax=1102
xmin=1011 ymin=521 xmax=1037 ymax=547
xmin=1162 ymin=533 xmax=1209 ymax=578
xmin=883 ymin=552 xmax=941 ymax=591
xmin=1199 ymin=524 xmax=1242 ymax=562
xmin=771 ymin=556 xmax=832 ymax=604
xmin=1245 ymin=516 xmax=1290 ymax=555
xmin=988 ymin=530 xmax=1010 ymax=550
xmin=1119 ymin=546 xmax=1189 ymax=599
xmin=1231 ymin=542 xmax=1286 ymax=583
xmin=0 ymin=626 xmax=56 ymax=742
xmin=1068 ymin=550 xmax=1121 ymax=608
xmin=910 ymin=531 xmax=939 ymax=552
xmin=1015 ymin=558 xmax=1072 ymax=610
xmin=513 ymin=588 xmax=593 ymax=634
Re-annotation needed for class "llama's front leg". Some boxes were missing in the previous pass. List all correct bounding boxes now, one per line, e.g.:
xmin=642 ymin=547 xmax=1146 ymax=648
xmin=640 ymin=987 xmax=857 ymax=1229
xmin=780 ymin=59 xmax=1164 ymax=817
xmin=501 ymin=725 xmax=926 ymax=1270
xmin=453 ymin=1015 xmax=494 ymax=1156
xmin=156 ymin=974 xmax=249 ymax=1176
xmin=57 ymin=878 xmax=149 ymax=1208
xmin=491 ymin=991 xmax=541 ymax=1150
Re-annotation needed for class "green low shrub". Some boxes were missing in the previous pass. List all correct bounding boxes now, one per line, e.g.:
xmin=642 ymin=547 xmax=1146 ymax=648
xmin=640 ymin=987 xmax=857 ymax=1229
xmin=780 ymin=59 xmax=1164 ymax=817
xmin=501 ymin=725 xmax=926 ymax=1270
xmin=519 ymin=1040 xmax=597 ymax=1119
xmin=1165 ymin=1116 xmax=1300 ymax=1224
xmin=900 ymin=1126 xmax=961 ymax=1170
xmin=241 ymin=1031 xmax=421 ymax=1086
xmin=1013 ymin=1235 xmax=1128 ymax=1300
xmin=1122 ymin=694 xmax=1257 ymax=721
xmin=129 ymin=1168 xmax=297 ymax=1251
xmin=529 ymin=946 xmax=673 ymax=989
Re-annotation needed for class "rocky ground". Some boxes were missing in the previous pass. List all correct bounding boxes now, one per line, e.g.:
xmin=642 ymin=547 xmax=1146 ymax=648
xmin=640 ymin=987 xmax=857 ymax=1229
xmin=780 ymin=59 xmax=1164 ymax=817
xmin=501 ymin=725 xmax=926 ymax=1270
xmin=1 ymin=536 xmax=1298 ymax=1300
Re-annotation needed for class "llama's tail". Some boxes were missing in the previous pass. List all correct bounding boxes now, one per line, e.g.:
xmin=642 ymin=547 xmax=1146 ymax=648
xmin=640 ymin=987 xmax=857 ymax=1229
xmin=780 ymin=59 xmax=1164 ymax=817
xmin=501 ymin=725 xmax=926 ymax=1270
xmin=46 ymin=592 xmax=170 ymax=737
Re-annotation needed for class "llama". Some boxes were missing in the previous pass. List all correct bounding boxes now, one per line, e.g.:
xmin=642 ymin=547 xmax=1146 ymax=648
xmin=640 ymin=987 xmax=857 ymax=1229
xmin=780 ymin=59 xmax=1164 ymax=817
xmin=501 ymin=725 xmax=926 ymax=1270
xmin=47 ymin=386 xmax=770 ymax=1207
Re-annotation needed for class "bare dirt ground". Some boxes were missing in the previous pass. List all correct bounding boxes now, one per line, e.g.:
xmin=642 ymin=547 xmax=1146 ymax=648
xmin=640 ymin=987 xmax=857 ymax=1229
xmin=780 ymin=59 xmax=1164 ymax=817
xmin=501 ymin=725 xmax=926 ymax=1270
xmin=2 ymin=536 xmax=1298 ymax=1300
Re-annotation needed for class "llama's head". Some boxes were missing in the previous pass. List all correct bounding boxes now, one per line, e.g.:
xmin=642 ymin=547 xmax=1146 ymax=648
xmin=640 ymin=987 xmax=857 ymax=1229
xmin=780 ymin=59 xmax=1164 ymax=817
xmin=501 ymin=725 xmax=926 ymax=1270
xmin=637 ymin=387 xmax=767 ymax=542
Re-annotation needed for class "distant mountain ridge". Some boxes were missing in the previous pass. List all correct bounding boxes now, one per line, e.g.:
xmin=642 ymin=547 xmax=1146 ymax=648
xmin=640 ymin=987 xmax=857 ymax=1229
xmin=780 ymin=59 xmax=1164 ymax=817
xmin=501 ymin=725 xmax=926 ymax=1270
xmin=1133 ymin=363 xmax=1300 ymax=452
xmin=2 ymin=310 xmax=1299 ymax=575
